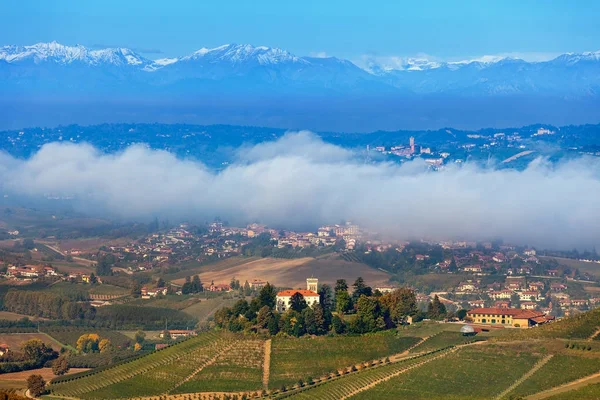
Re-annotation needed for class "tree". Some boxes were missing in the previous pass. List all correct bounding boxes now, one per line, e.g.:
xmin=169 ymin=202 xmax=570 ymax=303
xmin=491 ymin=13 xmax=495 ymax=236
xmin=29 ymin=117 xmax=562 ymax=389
xmin=156 ymin=278 xmax=166 ymax=288
xmin=243 ymin=280 xmax=252 ymax=296
xmin=335 ymin=291 xmax=352 ymax=314
xmin=131 ymin=281 xmax=142 ymax=297
xmin=290 ymin=292 xmax=307 ymax=312
xmin=332 ymin=314 xmax=346 ymax=334
xmin=98 ymin=338 xmax=112 ymax=353
xmin=354 ymin=295 xmax=381 ymax=333
xmin=21 ymin=339 xmax=47 ymax=361
xmin=192 ymin=275 xmax=203 ymax=293
xmin=352 ymin=277 xmax=372 ymax=301
xmin=256 ymin=305 xmax=275 ymax=329
xmin=312 ymin=303 xmax=328 ymax=334
xmin=456 ymin=309 xmax=468 ymax=320
xmin=134 ymin=330 xmax=146 ymax=345
xmin=27 ymin=374 xmax=46 ymax=397
xmin=319 ymin=284 xmax=334 ymax=312
xmin=379 ymin=288 xmax=417 ymax=325
xmin=448 ymin=258 xmax=458 ymax=272
xmin=182 ymin=276 xmax=193 ymax=295
xmin=510 ymin=293 xmax=521 ymax=309
xmin=76 ymin=334 xmax=100 ymax=353
xmin=96 ymin=253 xmax=114 ymax=276
xmin=52 ymin=356 xmax=69 ymax=376
xmin=89 ymin=273 xmax=98 ymax=285
xmin=302 ymin=306 xmax=317 ymax=335
xmin=134 ymin=342 xmax=142 ymax=351
xmin=427 ymin=295 xmax=447 ymax=320
xmin=258 ymin=283 xmax=277 ymax=309
xmin=335 ymin=279 xmax=348 ymax=293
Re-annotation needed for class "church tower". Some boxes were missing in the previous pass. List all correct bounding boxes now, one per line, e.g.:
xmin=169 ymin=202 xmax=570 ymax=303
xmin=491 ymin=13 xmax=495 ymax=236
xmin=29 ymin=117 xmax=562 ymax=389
xmin=307 ymin=277 xmax=318 ymax=292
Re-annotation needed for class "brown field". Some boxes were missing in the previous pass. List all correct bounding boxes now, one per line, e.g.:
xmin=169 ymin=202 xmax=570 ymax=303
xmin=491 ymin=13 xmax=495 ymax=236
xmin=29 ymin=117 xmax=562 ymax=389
xmin=541 ymin=256 xmax=600 ymax=278
xmin=0 ymin=333 xmax=64 ymax=351
xmin=55 ymin=237 xmax=131 ymax=252
xmin=173 ymin=255 xmax=391 ymax=288
xmin=0 ymin=367 xmax=89 ymax=391
xmin=0 ymin=311 xmax=48 ymax=321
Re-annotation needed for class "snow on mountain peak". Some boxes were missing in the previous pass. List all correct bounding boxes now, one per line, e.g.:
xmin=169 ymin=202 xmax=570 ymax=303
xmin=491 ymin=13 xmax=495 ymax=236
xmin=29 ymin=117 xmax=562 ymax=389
xmin=0 ymin=42 xmax=149 ymax=66
xmin=182 ymin=43 xmax=306 ymax=65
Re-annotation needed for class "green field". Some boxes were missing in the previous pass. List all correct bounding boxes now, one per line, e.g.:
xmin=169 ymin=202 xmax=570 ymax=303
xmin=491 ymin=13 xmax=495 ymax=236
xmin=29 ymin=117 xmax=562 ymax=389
xmin=88 ymin=284 xmax=130 ymax=297
xmin=408 ymin=330 xmax=483 ymax=353
xmin=173 ymin=337 xmax=264 ymax=393
xmin=509 ymin=354 xmax=600 ymax=397
xmin=546 ymin=382 xmax=600 ymax=399
xmin=269 ymin=331 xmax=421 ymax=388
xmin=182 ymin=295 xmax=240 ymax=323
xmin=43 ymin=327 xmax=132 ymax=349
xmin=352 ymin=344 xmax=541 ymax=399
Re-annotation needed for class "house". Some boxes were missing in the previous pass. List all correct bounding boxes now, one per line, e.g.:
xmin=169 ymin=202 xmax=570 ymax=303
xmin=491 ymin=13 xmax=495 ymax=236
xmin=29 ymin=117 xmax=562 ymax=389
xmin=571 ymin=299 xmax=588 ymax=308
xmin=463 ymin=265 xmax=483 ymax=274
xmin=160 ymin=330 xmax=197 ymax=339
xmin=209 ymin=284 xmax=231 ymax=292
xmin=494 ymin=301 xmax=511 ymax=309
xmin=467 ymin=307 xmax=554 ymax=328
xmin=490 ymin=290 xmax=513 ymax=300
xmin=519 ymin=291 xmax=542 ymax=302
xmin=251 ymin=279 xmax=267 ymax=290
xmin=0 ymin=344 xmax=9 ymax=356
xmin=375 ymin=286 xmax=396 ymax=294
xmin=467 ymin=300 xmax=485 ymax=308
xmin=457 ymin=281 xmax=478 ymax=292
xmin=276 ymin=278 xmax=320 ymax=312
xmin=550 ymin=283 xmax=567 ymax=292
xmin=520 ymin=301 xmax=538 ymax=310
xmin=528 ymin=282 xmax=545 ymax=292
xmin=523 ymin=249 xmax=537 ymax=256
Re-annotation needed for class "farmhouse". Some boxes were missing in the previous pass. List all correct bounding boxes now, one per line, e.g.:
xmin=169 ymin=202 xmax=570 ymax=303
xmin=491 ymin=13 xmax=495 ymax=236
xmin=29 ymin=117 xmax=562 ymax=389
xmin=467 ymin=307 xmax=554 ymax=329
xmin=276 ymin=278 xmax=320 ymax=312
xmin=160 ymin=330 xmax=197 ymax=339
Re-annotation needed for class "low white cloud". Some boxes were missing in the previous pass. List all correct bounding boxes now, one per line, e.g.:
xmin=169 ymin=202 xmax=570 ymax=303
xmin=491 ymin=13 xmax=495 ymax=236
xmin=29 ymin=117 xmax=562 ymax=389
xmin=309 ymin=51 xmax=328 ymax=58
xmin=1 ymin=131 xmax=599 ymax=250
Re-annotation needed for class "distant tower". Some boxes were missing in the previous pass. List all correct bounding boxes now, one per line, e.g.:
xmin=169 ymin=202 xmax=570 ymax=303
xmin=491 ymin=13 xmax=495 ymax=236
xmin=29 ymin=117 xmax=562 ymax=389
xmin=409 ymin=136 xmax=415 ymax=153
xmin=307 ymin=277 xmax=318 ymax=292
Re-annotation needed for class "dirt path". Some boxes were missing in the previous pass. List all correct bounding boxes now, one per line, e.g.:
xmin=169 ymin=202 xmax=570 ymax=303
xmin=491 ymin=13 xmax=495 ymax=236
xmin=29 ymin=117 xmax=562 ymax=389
xmin=390 ymin=336 xmax=430 ymax=361
xmin=502 ymin=150 xmax=535 ymax=163
xmin=588 ymin=327 xmax=600 ymax=341
xmin=526 ymin=372 xmax=600 ymax=400
xmin=495 ymin=354 xmax=554 ymax=399
xmin=263 ymin=339 xmax=272 ymax=390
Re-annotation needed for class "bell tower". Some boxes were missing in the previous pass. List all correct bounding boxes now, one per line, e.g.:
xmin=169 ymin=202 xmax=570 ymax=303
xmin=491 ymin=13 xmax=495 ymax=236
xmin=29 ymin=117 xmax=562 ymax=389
xmin=307 ymin=277 xmax=318 ymax=292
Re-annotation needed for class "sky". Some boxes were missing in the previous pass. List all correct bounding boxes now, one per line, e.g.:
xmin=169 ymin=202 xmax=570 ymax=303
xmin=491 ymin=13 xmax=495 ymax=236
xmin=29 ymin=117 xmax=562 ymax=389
xmin=2 ymin=131 xmax=600 ymax=251
xmin=2 ymin=0 xmax=600 ymax=62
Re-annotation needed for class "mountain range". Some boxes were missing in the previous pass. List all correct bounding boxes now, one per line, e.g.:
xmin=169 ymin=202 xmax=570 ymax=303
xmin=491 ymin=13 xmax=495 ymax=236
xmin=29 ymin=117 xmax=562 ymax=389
xmin=1 ymin=41 xmax=600 ymax=131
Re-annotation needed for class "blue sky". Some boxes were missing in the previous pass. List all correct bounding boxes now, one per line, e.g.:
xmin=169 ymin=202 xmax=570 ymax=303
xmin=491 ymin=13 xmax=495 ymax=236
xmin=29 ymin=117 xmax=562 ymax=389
xmin=3 ymin=0 xmax=600 ymax=62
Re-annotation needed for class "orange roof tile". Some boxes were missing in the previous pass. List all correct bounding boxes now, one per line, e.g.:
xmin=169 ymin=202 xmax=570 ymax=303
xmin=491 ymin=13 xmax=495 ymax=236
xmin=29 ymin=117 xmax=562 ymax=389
xmin=276 ymin=290 xmax=319 ymax=297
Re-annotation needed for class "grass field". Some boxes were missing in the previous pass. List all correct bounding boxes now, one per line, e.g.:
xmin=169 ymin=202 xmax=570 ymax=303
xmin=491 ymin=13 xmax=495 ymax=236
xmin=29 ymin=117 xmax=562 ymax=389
xmin=0 ymin=333 xmax=64 ymax=351
xmin=545 ymin=382 xmax=600 ymax=399
xmin=42 ymin=327 xmax=132 ymax=349
xmin=540 ymin=256 xmax=600 ymax=278
xmin=128 ymin=295 xmax=202 ymax=310
xmin=408 ymin=330 xmax=482 ymax=353
xmin=0 ymin=367 xmax=90 ymax=392
xmin=88 ymin=284 xmax=130 ymax=297
xmin=509 ymin=354 xmax=600 ymax=397
xmin=0 ymin=311 xmax=47 ymax=321
xmin=352 ymin=344 xmax=541 ymax=399
xmin=269 ymin=331 xmax=420 ymax=388
xmin=173 ymin=338 xmax=264 ymax=393
xmin=182 ymin=295 xmax=239 ymax=323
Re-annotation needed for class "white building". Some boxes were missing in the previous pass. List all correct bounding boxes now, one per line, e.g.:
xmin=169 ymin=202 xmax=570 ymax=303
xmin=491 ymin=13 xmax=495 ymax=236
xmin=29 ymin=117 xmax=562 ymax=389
xmin=276 ymin=278 xmax=320 ymax=312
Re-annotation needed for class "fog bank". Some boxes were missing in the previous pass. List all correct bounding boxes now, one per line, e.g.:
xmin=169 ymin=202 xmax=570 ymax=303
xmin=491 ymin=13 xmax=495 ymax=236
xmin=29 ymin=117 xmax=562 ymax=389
xmin=1 ymin=131 xmax=599 ymax=250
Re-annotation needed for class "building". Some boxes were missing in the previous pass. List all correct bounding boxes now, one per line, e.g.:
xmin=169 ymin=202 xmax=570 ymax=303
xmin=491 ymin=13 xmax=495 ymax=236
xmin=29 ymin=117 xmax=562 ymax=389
xmin=160 ymin=330 xmax=197 ymax=339
xmin=276 ymin=278 xmax=320 ymax=312
xmin=467 ymin=307 xmax=553 ymax=329
xmin=375 ymin=286 xmax=396 ymax=294
xmin=251 ymin=279 xmax=267 ymax=290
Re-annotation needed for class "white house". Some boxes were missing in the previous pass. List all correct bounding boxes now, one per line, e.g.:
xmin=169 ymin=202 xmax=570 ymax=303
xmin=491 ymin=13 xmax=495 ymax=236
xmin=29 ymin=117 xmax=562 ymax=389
xmin=276 ymin=278 xmax=320 ymax=312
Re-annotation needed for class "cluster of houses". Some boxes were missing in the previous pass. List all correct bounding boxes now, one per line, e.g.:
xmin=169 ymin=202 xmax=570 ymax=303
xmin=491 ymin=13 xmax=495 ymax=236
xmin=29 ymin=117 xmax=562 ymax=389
xmin=2 ymin=264 xmax=58 ymax=280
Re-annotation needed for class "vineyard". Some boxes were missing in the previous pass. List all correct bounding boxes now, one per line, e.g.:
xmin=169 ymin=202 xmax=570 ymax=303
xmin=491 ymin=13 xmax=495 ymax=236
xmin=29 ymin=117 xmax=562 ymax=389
xmin=269 ymin=332 xmax=421 ymax=388
xmin=351 ymin=344 xmax=541 ymax=399
xmin=43 ymin=327 xmax=132 ymax=349
xmin=49 ymin=331 xmax=235 ymax=399
xmin=173 ymin=338 xmax=265 ymax=393
xmin=408 ymin=331 xmax=482 ymax=353
xmin=508 ymin=354 xmax=600 ymax=398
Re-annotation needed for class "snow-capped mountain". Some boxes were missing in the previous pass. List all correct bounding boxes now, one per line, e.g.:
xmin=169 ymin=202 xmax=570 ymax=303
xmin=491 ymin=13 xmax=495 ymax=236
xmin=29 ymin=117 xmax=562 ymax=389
xmin=0 ymin=41 xmax=151 ymax=66
xmin=1 ymin=41 xmax=600 ymax=131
